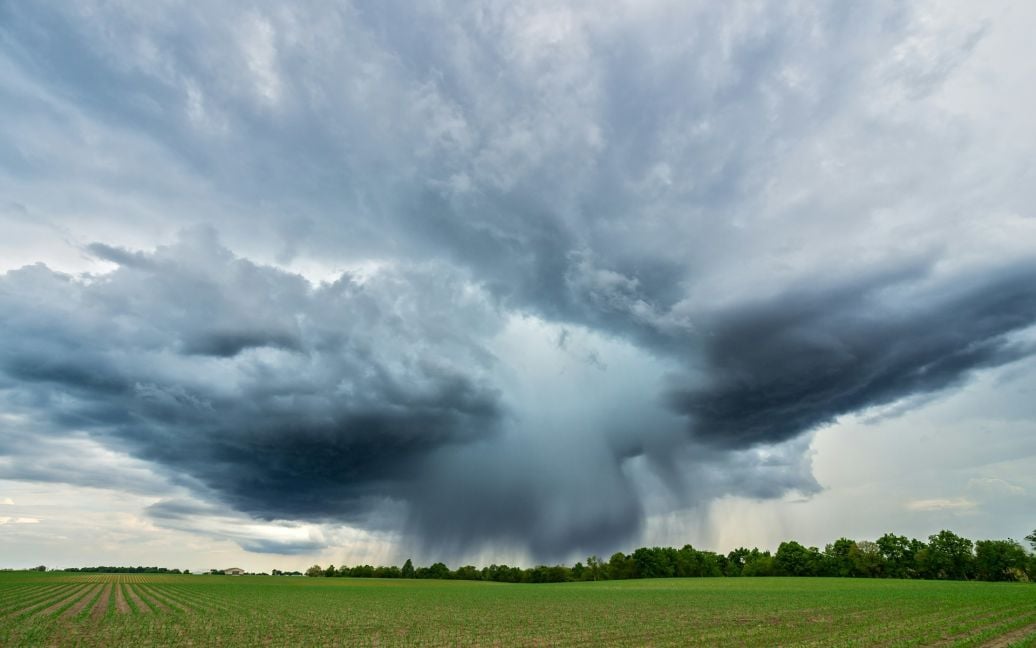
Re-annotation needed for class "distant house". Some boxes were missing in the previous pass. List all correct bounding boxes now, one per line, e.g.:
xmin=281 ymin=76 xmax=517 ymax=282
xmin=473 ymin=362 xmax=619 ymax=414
xmin=223 ymin=567 xmax=245 ymax=575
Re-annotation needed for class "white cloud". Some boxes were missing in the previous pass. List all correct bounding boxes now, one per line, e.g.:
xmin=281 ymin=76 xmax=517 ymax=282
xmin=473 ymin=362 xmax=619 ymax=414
xmin=905 ymin=498 xmax=977 ymax=512
xmin=967 ymin=477 xmax=1026 ymax=497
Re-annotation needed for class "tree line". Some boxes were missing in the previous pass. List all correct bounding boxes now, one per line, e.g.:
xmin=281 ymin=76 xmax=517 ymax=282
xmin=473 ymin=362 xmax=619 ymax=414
xmin=62 ymin=566 xmax=189 ymax=574
xmin=303 ymin=529 xmax=1036 ymax=584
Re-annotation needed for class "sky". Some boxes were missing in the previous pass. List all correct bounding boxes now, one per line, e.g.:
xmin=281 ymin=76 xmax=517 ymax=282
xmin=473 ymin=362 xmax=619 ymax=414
xmin=1 ymin=1 xmax=1035 ymax=573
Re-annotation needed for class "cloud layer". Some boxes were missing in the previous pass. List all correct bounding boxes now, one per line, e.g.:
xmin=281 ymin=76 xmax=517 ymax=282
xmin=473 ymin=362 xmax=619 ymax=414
xmin=2 ymin=1 xmax=1036 ymax=562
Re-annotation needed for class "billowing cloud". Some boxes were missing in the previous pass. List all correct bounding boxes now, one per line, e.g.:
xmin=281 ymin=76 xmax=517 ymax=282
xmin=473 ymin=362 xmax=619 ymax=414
xmin=0 ymin=230 xmax=503 ymax=526
xmin=1 ymin=1 xmax=1035 ymax=563
xmin=668 ymin=262 xmax=1036 ymax=448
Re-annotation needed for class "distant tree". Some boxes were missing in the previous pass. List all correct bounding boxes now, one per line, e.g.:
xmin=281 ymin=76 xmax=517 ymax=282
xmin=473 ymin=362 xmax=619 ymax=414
xmin=925 ymin=530 xmax=975 ymax=580
xmin=607 ymin=552 xmax=636 ymax=580
xmin=305 ymin=564 xmax=323 ymax=578
xmin=32 ymin=565 xmax=46 ymax=572
xmin=725 ymin=548 xmax=749 ymax=577
xmin=484 ymin=564 xmax=522 ymax=583
xmin=1026 ymin=530 xmax=1036 ymax=552
xmin=373 ymin=566 xmax=401 ymax=579
xmin=547 ymin=565 xmax=571 ymax=582
xmin=453 ymin=565 xmax=479 ymax=581
xmin=586 ymin=556 xmax=602 ymax=581
xmin=823 ymin=538 xmax=858 ymax=577
xmin=324 ymin=564 xmax=336 ymax=578
xmin=974 ymin=540 xmax=1029 ymax=582
xmin=571 ymin=562 xmax=586 ymax=581
xmin=401 ymin=558 xmax=415 ymax=579
xmin=426 ymin=562 xmax=450 ymax=580
xmin=774 ymin=541 xmax=822 ymax=577
xmin=632 ymin=547 xmax=674 ymax=579
xmin=851 ymin=541 xmax=884 ymax=578
xmin=351 ymin=565 xmax=374 ymax=578
xmin=876 ymin=534 xmax=916 ymax=578
xmin=741 ymin=549 xmax=775 ymax=577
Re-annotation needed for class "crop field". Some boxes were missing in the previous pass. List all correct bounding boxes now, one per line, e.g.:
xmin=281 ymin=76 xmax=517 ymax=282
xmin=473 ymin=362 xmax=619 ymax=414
xmin=0 ymin=572 xmax=1034 ymax=647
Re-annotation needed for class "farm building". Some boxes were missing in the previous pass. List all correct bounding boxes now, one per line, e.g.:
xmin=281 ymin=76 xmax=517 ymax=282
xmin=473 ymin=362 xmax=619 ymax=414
xmin=223 ymin=567 xmax=245 ymax=575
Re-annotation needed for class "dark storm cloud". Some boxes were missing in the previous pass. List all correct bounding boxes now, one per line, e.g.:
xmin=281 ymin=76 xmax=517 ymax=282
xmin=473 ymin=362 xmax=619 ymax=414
xmin=0 ymin=231 xmax=504 ymax=524
xmin=2 ymin=0 xmax=1035 ymax=561
xmin=181 ymin=330 xmax=301 ymax=357
xmin=0 ymin=232 xmax=838 ymax=561
xmin=668 ymin=263 xmax=1036 ymax=449
xmin=235 ymin=538 xmax=329 ymax=556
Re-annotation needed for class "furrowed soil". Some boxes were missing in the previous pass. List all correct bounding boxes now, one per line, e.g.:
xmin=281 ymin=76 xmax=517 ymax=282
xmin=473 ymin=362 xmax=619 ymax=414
xmin=0 ymin=572 xmax=1033 ymax=647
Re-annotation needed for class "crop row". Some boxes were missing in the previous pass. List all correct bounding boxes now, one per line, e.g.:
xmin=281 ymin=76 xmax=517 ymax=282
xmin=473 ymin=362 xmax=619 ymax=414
xmin=0 ymin=581 xmax=213 ymax=621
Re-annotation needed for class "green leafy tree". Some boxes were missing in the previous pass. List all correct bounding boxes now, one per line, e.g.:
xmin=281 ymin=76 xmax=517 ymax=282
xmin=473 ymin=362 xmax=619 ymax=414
xmin=774 ymin=541 xmax=822 ymax=576
xmin=453 ymin=565 xmax=479 ymax=580
xmin=725 ymin=547 xmax=750 ymax=577
xmin=571 ymin=562 xmax=585 ymax=580
xmin=823 ymin=538 xmax=857 ymax=577
xmin=876 ymin=534 xmax=916 ymax=578
xmin=373 ymin=566 xmax=401 ymax=578
xmin=607 ymin=552 xmax=636 ymax=580
xmin=632 ymin=547 xmax=675 ymax=579
xmin=324 ymin=564 xmax=336 ymax=577
xmin=850 ymin=541 xmax=884 ymax=578
xmin=741 ymin=549 xmax=775 ymax=576
xmin=1026 ymin=530 xmax=1036 ymax=552
xmin=925 ymin=530 xmax=975 ymax=580
xmin=586 ymin=556 xmax=603 ymax=581
xmin=351 ymin=565 xmax=374 ymax=578
xmin=426 ymin=562 xmax=450 ymax=579
xmin=401 ymin=558 xmax=415 ymax=579
xmin=305 ymin=564 xmax=322 ymax=577
xmin=974 ymin=539 xmax=1029 ymax=582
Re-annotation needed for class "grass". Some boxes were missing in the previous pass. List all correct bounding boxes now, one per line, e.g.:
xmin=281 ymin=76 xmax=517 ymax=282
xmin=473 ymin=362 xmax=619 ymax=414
xmin=0 ymin=572 xmax=1033 ymax=646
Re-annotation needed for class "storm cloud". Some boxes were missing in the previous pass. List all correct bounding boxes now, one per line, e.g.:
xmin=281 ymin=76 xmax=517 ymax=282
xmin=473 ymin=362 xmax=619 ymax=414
xmin=0 ymin=231 xmax=504 ymax=523
xmin=2 ymin=1 xmax=1036 ymax=562
xmin=670 ymin=263 xmax=1036 ymax=448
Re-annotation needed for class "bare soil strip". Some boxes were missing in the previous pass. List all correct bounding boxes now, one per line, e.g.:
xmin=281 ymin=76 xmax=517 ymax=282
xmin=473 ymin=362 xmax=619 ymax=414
xmin=123 ymin=584 xmax=153 ymax=613
xmin=88 ymin=584 xmax=113 ymax=621
xmin=114 ymin=582 xmax=130 ymax=614
xmin=842 ymin=602 xmax=1020 ymax=647
xmin=980 ymin=620 xmax=1036 ymax=648
xmin=59 ymin=584 xmax=104 ymax=620
xmin=926 ymin=608 xmax=1035 ymax=647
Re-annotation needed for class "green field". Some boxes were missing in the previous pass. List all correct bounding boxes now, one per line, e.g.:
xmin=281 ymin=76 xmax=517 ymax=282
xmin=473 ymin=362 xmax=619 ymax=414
xmin=0 ymin=572 xmax=1034 ymax=647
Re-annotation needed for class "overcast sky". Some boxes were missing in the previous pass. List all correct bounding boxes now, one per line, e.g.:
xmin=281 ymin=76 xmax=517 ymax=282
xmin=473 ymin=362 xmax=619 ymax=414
xmin=2 ymin=1 xmax=1035 ymax=572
